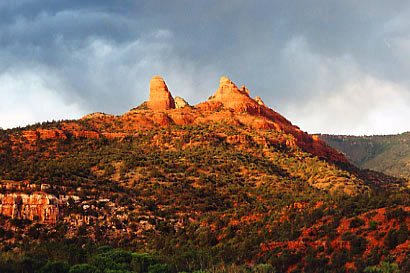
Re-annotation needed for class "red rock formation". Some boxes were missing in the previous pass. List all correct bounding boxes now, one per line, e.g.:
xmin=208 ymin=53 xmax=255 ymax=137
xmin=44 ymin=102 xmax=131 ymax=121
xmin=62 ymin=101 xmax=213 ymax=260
xmin=174 ymin=96 xmax=189 ymax=109
xmin=207 ymin=76 xmax=260 ymax=114
xmin=71 ymin=130 xmax=100 ymax=139
xmin=254 ymin=96 xmax=265 ymax=106
xmin=81 ymin=112 xmax=114 ymax=120
xmin=23 ymin=129 xmax=66 ymax=142
xmin=0 ymin=192 xmax=59 ymax=224
xmin=101 ymin=132 xmax=128 ymax=139
xmin=147 ymin=76 xmax=175 ymax=111
xmin=6 ymin=75 xmax=347 ymax=164
xmin=240 ymin=85 xmax=251 ymax=96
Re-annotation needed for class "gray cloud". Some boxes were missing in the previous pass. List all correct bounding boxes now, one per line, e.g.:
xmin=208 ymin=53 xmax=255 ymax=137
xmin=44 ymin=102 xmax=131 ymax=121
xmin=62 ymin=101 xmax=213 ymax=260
xmin=0 ymin=0 xmax=410 ymax=134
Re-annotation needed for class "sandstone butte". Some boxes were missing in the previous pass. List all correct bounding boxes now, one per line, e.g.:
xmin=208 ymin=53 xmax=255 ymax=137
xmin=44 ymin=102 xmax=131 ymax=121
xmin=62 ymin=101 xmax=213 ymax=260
xmin=8 ymin=75 xmax=348 ymax=163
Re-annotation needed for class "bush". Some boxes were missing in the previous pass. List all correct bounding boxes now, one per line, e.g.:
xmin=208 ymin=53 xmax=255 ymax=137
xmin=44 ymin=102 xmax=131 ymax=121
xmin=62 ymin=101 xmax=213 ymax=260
xmin=91 ymin=256 xmax=128 ymax=272
xmin=38 ymin=261 xmax=70 ymax=273
xmin=365 ymin=248 xmax=381 ymax=267
xmin=148 ymin=263 xmax=170 ymax=273
xmin=69 ymin=264 xmax=101 ymax=273
xmin=364 ymin=262 xmax=399 ymax=273
xmin=384 ymin=224 xmax=408 ymax=250
xmin=386 ymin=208 xmax=407 ymax=222
xmin=252 ymin=263 xmax=276 ymax=273
xmin=331 ymin=248 xmax=349 ymax=268
xmin=369 ymin=221 xmax=378 ymax=231
xmin=100 ymin=249 xmax=133 ymax=265
xmin=350 ymin=236 xmax=367 ymax=256
xmin=350 ymin=218 xmax=365 ymax=229
xmin=131 ymin=253 xmax=157 ymax=273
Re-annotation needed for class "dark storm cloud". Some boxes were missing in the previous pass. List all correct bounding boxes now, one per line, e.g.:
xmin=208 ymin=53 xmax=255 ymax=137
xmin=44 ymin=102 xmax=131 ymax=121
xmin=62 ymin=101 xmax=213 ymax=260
xmin=1 ymin=0 xmax=410 ymax=134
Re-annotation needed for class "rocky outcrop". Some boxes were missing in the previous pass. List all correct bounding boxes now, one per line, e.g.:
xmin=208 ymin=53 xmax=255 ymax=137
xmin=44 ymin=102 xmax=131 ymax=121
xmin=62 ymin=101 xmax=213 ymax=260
xmin=255 ymin=96 xmax=266 ymax=106
xmin=22 ymin=129 xmax=67 ymax=142
xmin=0 ymin=192 xmax=59 ymax=224
xmin=174 ymin=96 xmax=190 ymax=109
xmin=207 ymin=76 xmax=261 ymax=114
xmin=81 ymin=112 xmax=114 ymax=120
xmin=240 ymin=85 xmax=250 ymax=96
xmin=209 ymin=76 xmax=250 ymax=101
xmin=71 ymin=130 xmax=100 ymax=139
xmin=147 ymin=76 xmax=175 ymax=111
xmin=4 ymin=75 xmax=347 ymax=164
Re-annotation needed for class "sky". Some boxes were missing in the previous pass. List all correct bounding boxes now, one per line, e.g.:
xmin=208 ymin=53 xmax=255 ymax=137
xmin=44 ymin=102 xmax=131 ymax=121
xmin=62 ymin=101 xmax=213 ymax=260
xmin=1 ymin=0 xmax=410 ymax=135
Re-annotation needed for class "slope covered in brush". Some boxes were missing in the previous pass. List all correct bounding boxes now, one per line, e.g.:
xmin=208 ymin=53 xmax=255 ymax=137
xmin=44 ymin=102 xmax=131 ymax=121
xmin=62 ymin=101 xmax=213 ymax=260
xmin=0 ymin=76 xmax=408 ymax=272
xmin=320 ymin=133 xmax=410 ymax=179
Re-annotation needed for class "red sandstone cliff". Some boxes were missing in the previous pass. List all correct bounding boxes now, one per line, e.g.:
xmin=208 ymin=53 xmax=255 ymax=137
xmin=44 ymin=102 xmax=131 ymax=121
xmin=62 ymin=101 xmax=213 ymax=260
xmin=0 ymin=192 xmax=59 ymax=224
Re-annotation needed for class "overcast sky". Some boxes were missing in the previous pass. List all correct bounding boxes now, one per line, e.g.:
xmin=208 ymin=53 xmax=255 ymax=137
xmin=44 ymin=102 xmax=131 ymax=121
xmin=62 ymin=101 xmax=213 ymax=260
xmin=1 ymin=0 xmax=410 ymax=135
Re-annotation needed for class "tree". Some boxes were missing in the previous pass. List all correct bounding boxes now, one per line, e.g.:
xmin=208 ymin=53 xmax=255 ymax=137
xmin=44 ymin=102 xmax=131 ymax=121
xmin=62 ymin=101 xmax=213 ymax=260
xmin=364 ymin=262 xmax=399 ymax=273
xmin=350 ymin=236 xmax=367 ymax=256
xmin=69 ymin=264 xmax=101 ymax=273
xmin=253 ymin=264 xmax=276 ymax=273
xmin=38 ymin=261 xmax=70 ymax=273
xmin=131 ymin=253 xmax=156 ymax=273
xmin=148 ymin=264 xmax=170 ymax=273
xmin=349 ymin=217 xmax=365 ymax=228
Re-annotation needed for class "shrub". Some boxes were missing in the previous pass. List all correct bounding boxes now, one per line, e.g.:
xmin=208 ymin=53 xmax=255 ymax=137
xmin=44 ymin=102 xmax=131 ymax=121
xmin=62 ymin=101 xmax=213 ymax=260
xmin=38 ymin=261 xmax=70 ymax=273
xmin=369 ymin=221 xmax=378 ymax=231
xmin=131 ymin=253 xmax=157 ymax=273
xmin=350 ymin=218 xmax=365 ymax=229
xmin=386 ymin=208 xmax=407 ymax=222
xmin=148 ymin=263 xmax=170 ymax=273
xmin=364 ymin=262 xmax=399 ymax=273
xmin=252 ymin=264 xmax=276 ymax=273
xmin=331 ymin=248 xmax=349 ymax=268
xmin=384 ymin=224 xmax=409 ymax=250
xmin=350 ymin=236 xmax=368 ymax=256
xmin=69 ymin=264 xmax=101 ymax=273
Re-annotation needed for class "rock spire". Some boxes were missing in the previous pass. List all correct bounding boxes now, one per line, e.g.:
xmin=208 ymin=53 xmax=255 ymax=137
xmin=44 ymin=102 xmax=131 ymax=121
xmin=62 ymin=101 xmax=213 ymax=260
xmin=147 ymin=76 xmax=175 ymax=111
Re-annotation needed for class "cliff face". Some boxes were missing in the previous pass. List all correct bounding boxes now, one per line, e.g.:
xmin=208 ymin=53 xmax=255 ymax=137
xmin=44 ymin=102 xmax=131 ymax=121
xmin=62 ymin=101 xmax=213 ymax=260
xmin=0 ymin=192 xmax=59 ymax=224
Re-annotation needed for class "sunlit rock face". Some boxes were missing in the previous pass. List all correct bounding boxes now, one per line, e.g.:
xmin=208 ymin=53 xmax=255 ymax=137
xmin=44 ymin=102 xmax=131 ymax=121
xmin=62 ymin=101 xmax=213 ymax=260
xmin=147 ymin=76 xmax=176 ymax=111
xmin=206 ymin=76 xmax=262 ymax=114
xmin=2 ymin=75 xmax=348 ymax=164
xmin=174 ymin=96 xmax=189 ymax=109
xmin=255 ymin=96 xmax=266 ymax=106
xmin=0 ymin=193 xmax=59 ymax=224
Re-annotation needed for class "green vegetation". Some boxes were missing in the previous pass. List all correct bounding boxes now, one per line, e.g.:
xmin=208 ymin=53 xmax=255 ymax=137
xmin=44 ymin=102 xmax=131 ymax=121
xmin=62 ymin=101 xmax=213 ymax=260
xmin=364 ymin=262 xmax=400 ymax=273
xmin=320 ymin=133 xmax=410 ymax=178
xmin=0 ymin=124 xmax=409 ymax=272
xmin=0 ymin=244 xmax=281 ymax=273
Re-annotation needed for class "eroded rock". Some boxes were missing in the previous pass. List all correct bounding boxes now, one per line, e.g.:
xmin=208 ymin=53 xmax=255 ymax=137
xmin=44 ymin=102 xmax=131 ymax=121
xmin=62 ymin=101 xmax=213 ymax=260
xmin=147 ymin=76 xmax=175 ymax=111
xmin=174 ymin=96 xmax=190 ymax=109
xmin=0 ymin=192 xmax=59 ymax=224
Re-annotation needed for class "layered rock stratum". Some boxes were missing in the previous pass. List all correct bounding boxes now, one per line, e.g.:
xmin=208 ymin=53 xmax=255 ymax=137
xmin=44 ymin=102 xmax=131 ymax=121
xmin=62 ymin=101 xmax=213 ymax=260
xmin=0 ymin=193 xmax=59 ymax=224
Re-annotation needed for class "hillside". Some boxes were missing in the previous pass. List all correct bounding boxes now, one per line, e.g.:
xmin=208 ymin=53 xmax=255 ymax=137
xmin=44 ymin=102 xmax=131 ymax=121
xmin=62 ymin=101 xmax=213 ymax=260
xmin=320 ymin=133 xmax=410 ymax=179
xmin=0 ymin=76 xmax=409 ymax=273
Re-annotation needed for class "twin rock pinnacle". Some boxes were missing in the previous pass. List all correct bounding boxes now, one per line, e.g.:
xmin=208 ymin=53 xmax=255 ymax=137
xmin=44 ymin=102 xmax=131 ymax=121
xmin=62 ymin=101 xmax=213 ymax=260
xmin=147 ymin=75 xmax=265 ymax=111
